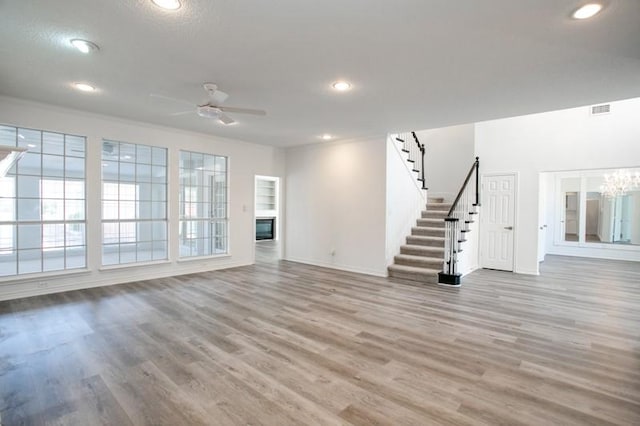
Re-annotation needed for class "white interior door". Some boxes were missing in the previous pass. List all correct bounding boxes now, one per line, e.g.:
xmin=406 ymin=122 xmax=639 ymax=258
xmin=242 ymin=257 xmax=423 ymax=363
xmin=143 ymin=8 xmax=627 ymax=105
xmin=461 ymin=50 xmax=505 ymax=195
xmin=481 ymin=174 xmax=516 ymax=271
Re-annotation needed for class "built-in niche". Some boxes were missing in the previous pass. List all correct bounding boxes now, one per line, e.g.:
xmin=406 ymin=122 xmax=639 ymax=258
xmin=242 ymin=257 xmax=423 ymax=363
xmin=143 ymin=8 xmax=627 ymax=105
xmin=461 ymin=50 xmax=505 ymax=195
xmin=255 ymin=176 xmax=279 ymax=241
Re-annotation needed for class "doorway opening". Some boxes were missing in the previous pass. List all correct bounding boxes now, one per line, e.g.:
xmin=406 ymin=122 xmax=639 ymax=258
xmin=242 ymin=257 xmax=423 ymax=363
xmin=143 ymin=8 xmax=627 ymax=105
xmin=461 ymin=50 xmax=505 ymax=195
xmin=255 ymin=175 xmax=281 ymax=263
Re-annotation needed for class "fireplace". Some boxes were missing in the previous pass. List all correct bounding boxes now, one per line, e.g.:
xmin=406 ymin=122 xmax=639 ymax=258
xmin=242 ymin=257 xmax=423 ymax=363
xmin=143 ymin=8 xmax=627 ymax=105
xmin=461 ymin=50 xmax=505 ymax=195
xmin=256 ymin=218 xmax=275 ymax=240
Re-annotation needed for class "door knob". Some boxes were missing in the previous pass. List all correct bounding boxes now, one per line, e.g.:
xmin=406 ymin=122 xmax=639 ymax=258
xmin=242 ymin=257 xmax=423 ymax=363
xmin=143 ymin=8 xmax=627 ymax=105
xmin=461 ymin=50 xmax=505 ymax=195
xmin=504 ymin=226 xmax=513 ymax=230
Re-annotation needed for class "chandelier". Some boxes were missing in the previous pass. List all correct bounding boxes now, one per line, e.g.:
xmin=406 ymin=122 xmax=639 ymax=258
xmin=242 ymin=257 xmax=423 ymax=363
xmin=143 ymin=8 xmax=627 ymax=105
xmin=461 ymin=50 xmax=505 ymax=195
xmin=600 ymin=169 xmax=640 ymax=198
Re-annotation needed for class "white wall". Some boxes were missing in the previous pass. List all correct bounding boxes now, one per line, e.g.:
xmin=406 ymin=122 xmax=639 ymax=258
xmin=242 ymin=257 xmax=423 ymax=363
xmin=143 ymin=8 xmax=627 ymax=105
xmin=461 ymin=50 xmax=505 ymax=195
xmin=284 ymin=136 xmax=388 ymax=276
xmin=537 ymin=173 xmax=550 ymax=262
xmin=385 ymin=135 xmax=426 ymax=266
xmin=416 ymin=124 xmax=475 ymax=201
xmin=476 ymin=97 xmax=640 ymax=274
xmin=0 ymin=96 xmax=285 ymax=300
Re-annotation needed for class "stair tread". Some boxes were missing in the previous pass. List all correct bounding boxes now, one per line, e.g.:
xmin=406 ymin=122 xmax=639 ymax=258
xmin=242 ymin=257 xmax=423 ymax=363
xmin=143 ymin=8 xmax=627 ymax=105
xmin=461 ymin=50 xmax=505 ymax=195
xmin=388 ymin=264 xmax=440 ymax=274
xmin=401 ymin=244 xmax=445 ymax=252
xmin=418 ymin=218 xmax=446 ymax=222
xmin=408 ymin=235 xmax=445 ymax=241
xmin=402 ymin=243 xmax=444 ymax=248
xmin=395 ymin=254 xmax=443 ymax=262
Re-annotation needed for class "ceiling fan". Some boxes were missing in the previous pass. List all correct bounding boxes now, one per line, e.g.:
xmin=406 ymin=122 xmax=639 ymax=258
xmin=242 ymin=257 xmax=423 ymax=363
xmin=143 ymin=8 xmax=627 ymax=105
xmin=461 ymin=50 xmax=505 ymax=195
xmin=151 ymin=83 xmax=266 ymax=125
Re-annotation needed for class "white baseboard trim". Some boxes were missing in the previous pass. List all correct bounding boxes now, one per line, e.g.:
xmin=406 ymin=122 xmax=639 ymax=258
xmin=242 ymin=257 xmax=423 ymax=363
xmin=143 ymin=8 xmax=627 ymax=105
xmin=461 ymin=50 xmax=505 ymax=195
xmin=0 ymin=260 xmax=252 ymax=302
xmin=283 ymin=257 xmax=388 ymax=278
xmin=461 ymin=265 xmax=480 ymax=277
xmin=514 ymin=268 xmax=540 ymax=276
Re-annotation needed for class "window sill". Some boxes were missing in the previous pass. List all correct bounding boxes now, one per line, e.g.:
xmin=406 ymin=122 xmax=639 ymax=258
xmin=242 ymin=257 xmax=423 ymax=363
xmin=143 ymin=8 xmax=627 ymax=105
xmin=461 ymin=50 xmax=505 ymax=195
xmin=99 ymin=259 xmax=172 ymax=271
xmin=176 ymin=253 xmax=231 ymax=263
xmin=0 ymin=268 xmax=91 ymax=285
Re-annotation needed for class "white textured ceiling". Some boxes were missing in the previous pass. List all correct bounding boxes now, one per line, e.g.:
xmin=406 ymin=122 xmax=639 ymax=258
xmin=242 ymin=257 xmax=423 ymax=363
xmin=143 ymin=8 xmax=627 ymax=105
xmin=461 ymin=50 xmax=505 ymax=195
xmin=1 ymin=0 xmax=639 ymax=147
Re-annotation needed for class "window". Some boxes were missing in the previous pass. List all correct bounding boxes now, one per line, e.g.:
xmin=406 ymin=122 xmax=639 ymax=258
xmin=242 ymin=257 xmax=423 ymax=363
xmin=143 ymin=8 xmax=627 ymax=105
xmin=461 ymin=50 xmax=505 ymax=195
xmin=0 ymin=125 xmax=86 ymax=277
xmin=179 ymin=151 xmax=228 ymax=258
xmin=101 ymin=140 xmax=167 ymax=265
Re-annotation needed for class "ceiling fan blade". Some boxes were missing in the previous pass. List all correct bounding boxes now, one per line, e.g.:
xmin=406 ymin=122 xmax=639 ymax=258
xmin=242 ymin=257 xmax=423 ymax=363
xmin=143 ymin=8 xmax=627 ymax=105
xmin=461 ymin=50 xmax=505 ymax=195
xmin=150 ymin=93 xmax=194 ymax=107
xmin=169 ymin=110 xmax=195 ymax=116
xmin=218 ymin=114 xmax=235 ymax=125
xmin=218 ymin=106 xmax=266 ymax=116
xmin=210 ymin=90 xmax=229 ymax=105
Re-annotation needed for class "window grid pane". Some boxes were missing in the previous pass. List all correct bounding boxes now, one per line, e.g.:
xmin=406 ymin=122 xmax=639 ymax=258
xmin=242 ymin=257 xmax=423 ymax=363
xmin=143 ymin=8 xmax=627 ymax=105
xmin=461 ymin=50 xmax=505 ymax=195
xmin=101 ymin=140 xmax=168 ymax=265
xmin=179 ymin=151 xmax=228 ymax=258
xmin=0 ymin=125 xmax=86 ymax=277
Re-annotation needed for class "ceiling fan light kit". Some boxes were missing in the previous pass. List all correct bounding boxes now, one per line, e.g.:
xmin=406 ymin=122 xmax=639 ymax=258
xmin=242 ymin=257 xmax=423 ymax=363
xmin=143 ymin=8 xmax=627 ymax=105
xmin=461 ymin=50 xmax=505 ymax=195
xmin=197 ymin=105 xmax=222 ymax=119
xmin=155 ymin=82 xmax=266 ymax=126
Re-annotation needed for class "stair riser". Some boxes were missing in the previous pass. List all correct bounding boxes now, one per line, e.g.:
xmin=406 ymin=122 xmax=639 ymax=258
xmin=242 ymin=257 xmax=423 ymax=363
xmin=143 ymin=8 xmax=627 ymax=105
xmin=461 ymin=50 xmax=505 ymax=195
xmin=388 ymin=269 xmax=438 ymax=284
xmin=394 ymin=257 xmax=443 ymax=269
xmin=406 ymin=236 xmax=445 ymax=247
xmin=417 ymin=219 xmax=445 ymax=228
xmin=426 ymin=204 xmax=452 ymax=211
xmin=412 ymin=228 xmax=445 ymax=237
xmin=420 ymin=211 xmax=447 ymax=220
xmin=400 ymin=246 xmax=444 ymax=256
xmin=422 ymin=211 xmax=448 ymax=219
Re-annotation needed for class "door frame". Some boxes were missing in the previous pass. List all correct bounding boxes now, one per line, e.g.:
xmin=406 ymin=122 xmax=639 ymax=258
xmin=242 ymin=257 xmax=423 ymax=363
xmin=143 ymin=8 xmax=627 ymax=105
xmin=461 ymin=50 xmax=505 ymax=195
xmin=479 ymin=172 xmax=518 ymax=272
xmin=253 ymin=175 xmax=282 ymax=260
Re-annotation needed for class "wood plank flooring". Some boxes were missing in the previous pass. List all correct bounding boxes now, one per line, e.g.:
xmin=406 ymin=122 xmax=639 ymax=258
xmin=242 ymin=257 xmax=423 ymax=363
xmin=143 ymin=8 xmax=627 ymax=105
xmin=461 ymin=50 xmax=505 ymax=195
xmin=1 ymin=251 xmax=639 ymax=425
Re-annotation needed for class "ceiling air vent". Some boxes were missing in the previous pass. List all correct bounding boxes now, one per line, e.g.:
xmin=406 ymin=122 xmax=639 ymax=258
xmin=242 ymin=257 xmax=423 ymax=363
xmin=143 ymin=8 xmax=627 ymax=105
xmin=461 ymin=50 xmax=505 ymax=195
xmin=590 ymin=104 xmax=611 ymax=115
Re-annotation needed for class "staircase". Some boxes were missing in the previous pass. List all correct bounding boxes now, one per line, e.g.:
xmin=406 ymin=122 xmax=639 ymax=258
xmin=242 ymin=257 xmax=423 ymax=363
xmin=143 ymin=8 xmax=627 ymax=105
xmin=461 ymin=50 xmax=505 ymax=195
xmin=388 ymin=197 xmax=449 ymax=283
xmin=388 ymin=132 xmax=480 ymax=286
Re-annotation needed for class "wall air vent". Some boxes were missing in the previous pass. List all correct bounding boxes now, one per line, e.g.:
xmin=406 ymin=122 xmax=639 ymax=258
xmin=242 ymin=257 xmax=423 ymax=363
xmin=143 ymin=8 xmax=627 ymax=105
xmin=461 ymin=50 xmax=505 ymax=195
xmin=590 ymin=104 xmax=611 ymax=115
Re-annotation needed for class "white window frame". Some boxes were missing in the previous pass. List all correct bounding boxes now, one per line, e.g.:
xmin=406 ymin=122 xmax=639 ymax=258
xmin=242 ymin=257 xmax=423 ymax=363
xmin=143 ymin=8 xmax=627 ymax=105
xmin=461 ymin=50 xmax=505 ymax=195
xmin=179 ymin=150 xmax=228 ymax=258
xmin=101 ymin=140 xmax=168 ymax=266
xmin=0 ymin=125 xmax=87 ymax=278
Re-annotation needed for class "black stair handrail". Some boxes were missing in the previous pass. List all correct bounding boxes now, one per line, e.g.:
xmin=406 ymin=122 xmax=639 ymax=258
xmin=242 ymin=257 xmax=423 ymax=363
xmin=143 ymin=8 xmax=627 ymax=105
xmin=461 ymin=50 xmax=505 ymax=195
xmin=439 ymin=157 xmax=480 ymax=286
xmin=411 ymin=132 xmax=426 ymax=190
xmin=447 ymin=157 xmax=480 ymax=217
xmin=393 ymin=131 xmax=427 ymax=190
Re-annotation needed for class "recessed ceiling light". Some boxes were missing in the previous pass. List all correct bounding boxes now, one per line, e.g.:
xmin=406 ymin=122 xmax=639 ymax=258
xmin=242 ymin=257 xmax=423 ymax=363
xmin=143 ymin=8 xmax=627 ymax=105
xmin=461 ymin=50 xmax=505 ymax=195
xmin=332 ymin=81 xmax=351 ymax=91
xmin=73 ymin=82 xmax=96 ymax=92
xmin=572 ymin=3 xmax=603 ymax=19
xmin=70 ymin=39 xmax=99 ymax=54
xmin=321 ymin=134 xmax=333 ymax=140
xmin=151 ymin=0 xmax=181 ymax=10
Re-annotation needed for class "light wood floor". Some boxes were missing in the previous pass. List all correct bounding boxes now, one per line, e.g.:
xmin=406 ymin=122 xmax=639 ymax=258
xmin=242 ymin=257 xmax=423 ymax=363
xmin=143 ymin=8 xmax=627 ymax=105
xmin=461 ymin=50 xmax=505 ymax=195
xmin=1 ymin=251 xmax=639 ymax=425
